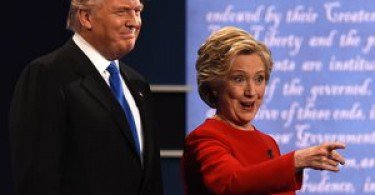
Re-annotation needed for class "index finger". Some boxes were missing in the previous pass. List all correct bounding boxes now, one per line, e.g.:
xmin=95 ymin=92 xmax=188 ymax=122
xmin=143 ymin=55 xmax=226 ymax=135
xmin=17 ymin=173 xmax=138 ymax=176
xmin=331 ymin=150 xmax=346 ymax=165
xmin=324 ymin=142 xmax=346 ymax=151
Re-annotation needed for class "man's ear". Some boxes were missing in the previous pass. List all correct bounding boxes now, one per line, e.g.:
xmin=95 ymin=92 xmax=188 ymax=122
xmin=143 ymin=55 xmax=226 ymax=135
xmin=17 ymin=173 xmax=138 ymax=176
xmin=78 ymin=9 xmax=93 ymax=30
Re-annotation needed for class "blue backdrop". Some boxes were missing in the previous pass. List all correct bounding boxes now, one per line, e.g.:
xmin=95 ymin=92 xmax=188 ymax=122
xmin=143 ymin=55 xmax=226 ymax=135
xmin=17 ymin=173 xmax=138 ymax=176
xmin=187 ymin=1 xmax=375 ymax=194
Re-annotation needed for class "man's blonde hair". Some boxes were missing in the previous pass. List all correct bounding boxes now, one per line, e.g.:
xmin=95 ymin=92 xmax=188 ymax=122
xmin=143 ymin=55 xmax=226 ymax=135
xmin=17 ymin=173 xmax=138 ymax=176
xmin=66 ymin=0 xmax=144 ymax=31
xmin=66 ymin=0 xmax=99 ymax=31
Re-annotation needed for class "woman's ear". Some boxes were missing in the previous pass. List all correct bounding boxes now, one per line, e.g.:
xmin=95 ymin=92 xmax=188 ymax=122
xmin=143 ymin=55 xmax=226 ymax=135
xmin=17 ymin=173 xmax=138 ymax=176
xmin=211 ymin=81 xmax=223 ymax=97
xmin=212 ymin=90 xmax=218 ymax=97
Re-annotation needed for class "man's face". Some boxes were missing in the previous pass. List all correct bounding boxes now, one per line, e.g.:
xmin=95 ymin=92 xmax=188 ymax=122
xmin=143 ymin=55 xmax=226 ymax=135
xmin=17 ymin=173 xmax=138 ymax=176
xmin=87 ymin=0 xmax=143 ymax=60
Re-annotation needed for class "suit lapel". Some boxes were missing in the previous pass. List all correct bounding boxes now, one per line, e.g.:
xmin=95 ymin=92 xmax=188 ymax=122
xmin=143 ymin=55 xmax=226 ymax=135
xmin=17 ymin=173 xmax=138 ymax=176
xmin=119 ymin=63 xmax=145 ymax=105
xmin=64 ymin=40 xmax=141 ymax=158
xmin=118 ymin=63 xmax=160 ymax=182
xmin=119 ymin=63 xmax=151 ymax=169
xmin=81 ymin=77 xmax=140 ymax=153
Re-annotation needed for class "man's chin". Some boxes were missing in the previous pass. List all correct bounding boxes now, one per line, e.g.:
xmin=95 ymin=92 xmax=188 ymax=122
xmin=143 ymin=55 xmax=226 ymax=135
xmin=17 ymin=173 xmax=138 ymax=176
xmin=117 ymin=43 xmax=136 ymax=56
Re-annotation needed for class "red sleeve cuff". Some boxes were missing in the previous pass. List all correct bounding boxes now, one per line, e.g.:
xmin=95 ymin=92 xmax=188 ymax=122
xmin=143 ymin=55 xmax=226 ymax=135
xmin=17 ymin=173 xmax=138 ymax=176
xmin=288 ymin=151 xmax=303 ymax=190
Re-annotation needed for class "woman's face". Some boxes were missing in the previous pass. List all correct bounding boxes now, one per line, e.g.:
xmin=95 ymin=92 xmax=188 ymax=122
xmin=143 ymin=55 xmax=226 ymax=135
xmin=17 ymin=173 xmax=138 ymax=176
xmin=216 ymin=54 xmax=266 ymax=129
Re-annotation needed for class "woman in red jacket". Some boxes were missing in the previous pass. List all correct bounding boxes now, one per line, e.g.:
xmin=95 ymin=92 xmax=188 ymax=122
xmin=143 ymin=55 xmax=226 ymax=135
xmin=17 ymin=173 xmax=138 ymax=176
xmin=182 ymin=26 xmax=346 ymax=195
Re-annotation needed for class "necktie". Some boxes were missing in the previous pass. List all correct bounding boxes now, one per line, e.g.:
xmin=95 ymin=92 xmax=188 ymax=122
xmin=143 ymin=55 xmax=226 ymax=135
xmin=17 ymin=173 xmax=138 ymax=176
xmin=107 ymin=62 xmax=141 ymax=157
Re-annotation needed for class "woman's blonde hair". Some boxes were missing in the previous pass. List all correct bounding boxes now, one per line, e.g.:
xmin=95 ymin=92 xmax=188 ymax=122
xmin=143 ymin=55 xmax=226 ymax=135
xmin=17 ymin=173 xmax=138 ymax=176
xmin=196 ymin=26 xmax=273 ymax=108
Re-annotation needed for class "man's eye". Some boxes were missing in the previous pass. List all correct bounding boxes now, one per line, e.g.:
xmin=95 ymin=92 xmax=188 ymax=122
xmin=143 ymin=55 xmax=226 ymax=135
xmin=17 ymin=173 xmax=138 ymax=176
xmin=116 ymin=10 xmax=127 ymax=15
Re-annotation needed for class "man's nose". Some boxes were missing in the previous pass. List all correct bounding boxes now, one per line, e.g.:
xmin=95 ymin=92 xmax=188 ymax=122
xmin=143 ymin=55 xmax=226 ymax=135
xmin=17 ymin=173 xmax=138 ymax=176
xmin=125 ymin=11 xmax=141 ymax=29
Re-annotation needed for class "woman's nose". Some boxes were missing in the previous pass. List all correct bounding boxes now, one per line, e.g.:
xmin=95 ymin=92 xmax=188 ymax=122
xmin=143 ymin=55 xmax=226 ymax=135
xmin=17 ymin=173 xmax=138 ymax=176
xmin=244 ymin=82 xmax=256 ymax=96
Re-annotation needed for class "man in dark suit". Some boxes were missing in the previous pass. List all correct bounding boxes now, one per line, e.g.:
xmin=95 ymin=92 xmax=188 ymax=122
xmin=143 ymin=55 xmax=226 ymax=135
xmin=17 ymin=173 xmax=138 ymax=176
xmin=9 ymin=0 xmax=163 ymax=194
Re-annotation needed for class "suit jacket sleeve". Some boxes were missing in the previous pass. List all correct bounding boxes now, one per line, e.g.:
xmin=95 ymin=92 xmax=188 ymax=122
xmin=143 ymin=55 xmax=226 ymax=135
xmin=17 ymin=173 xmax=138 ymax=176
xmin=183 ymin=131 xmax=302 ymax=194
xmin=9 ymin=60 xmax=66 ymax=195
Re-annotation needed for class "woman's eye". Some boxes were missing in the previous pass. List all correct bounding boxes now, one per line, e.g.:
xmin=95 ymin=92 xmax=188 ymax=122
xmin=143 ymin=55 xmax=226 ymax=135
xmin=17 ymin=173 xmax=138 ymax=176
xmin=232 ymin=75 xmax=245 ymax=83
xmin=255 ymin=75 xmax=265 ymax=84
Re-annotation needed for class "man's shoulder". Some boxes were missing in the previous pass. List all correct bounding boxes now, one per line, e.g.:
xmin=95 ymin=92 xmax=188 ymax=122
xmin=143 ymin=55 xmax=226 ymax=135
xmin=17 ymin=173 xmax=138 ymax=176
xmin=31 ymin=39 xmax=76 ymax=66
xmin=25 ymin=39 xmax=86 ymax=76
xmin=17 ymin=39 xmax=83 ymax=86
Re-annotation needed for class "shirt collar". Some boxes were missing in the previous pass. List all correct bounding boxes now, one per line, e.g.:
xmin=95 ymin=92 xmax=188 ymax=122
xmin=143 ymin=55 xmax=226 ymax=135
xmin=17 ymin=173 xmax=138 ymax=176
xmin=72 ymin=33 xmax=119 ymax=73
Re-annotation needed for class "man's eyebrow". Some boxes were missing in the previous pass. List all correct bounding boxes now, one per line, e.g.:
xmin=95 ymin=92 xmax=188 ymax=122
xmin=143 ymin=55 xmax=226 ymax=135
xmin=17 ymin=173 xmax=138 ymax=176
xmin=113 ymin=4 xmax=143 ymax=11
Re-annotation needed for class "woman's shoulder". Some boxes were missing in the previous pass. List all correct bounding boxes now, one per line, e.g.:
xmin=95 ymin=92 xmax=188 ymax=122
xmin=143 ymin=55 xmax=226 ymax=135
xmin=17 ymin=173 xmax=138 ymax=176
xmin=254 ymin=128 xmax=274 ymax=140
xmin=186 ymin=119 xmax=224 ymax=139
xmin=183 ymin=119 xmax=233 ymax=154
xmin=185 ymin=118 xmax=250 ymax=149
xmin=253 ymin=127 xmax=279 ymax=149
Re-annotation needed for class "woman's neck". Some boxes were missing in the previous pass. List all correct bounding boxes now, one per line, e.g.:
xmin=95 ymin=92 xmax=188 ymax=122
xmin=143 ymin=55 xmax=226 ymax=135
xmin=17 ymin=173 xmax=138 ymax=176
xmin=212 ymin=114 xmax=254 ymax=131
